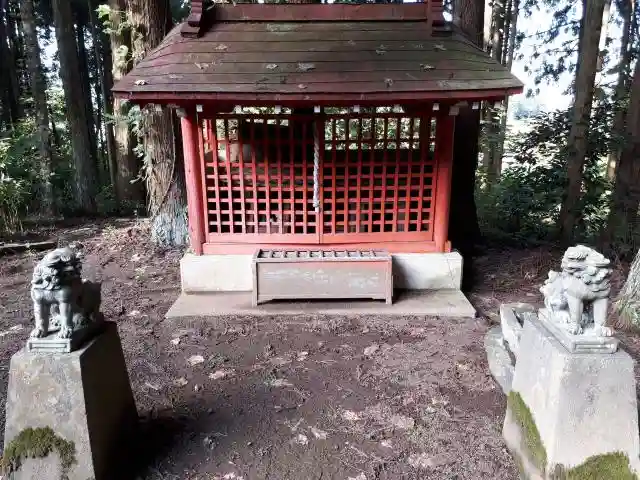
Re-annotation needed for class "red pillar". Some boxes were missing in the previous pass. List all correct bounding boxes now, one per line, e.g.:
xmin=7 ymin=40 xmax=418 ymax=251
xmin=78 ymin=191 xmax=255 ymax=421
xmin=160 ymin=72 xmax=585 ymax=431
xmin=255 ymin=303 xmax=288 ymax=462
xmin=180 ymin=113 xmax=205 ymax=255
xmin=433 ymin=112 xmax=455 ymax=253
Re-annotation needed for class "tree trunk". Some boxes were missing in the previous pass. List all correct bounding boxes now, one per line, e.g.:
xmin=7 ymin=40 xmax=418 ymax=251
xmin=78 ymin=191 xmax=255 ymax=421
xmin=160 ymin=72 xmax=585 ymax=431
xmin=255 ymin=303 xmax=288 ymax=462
xmin=607 ymin=0 xmax=635 ymax=180
xmin=604 ymin=52 xmax=640 ymax=249
xmin=52 ymin=0 xmax=99 ymax=212
xmin=0 ymin=1 xmax=21 ymax=128
xmin=451 ymin=0 xmax=485 ymax=289
xmin=128 ymin=0 xmax=187 ymax=245
xmin=90 ymin=0 xmax=118 ymax=194
xmin=616 ymin=249 xmax=640 ymax=328
xmin=20 ymin=0 xmax=55 ymax=215
xmin=557 ymin=0 xmax=609 ymax=244
xmin=111 ymin=0 xmax=144 ymax=209
xmin=6 ymin=0 xmax=24 ymax=120
xmin=494 ymin=0 xmax=519 ymax=171
xmin=75 ymin=13 xmax=98 ymax=162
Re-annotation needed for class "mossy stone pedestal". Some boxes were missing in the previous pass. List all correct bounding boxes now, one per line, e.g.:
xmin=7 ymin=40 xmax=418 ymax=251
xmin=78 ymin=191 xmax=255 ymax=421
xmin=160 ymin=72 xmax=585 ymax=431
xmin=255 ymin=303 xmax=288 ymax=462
xmin=3 ymin=322 xmax=138 ymax=480
xmin=503 ymin=315 xmax=640 ymax=479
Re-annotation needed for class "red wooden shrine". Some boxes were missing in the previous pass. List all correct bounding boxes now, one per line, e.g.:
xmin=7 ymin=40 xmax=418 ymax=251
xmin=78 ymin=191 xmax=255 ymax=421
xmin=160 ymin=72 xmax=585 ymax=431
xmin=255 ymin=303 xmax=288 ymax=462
xmin=113 ymin=1 xmax=523 ymax=256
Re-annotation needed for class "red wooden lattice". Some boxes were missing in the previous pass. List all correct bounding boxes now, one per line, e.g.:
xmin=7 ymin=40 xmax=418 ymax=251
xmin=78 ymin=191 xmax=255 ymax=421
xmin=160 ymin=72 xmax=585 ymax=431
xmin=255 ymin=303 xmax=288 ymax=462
xmin=200 ymin=107 xmax=437 ymax=246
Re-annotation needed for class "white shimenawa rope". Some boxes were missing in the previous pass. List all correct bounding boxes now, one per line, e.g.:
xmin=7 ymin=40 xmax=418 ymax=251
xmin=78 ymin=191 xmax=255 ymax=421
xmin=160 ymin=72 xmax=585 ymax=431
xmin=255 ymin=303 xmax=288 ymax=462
xmin=313 ymin=120 xmax=320 ymax=213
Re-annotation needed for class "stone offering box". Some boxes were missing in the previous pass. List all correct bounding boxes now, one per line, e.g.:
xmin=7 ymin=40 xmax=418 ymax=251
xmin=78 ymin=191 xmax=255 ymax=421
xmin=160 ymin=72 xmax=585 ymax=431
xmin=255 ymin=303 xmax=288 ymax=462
xmin=3 ymin=322 xmax=138 ymax=480
xmin=252 ymin=248 xmax=393 ymax=306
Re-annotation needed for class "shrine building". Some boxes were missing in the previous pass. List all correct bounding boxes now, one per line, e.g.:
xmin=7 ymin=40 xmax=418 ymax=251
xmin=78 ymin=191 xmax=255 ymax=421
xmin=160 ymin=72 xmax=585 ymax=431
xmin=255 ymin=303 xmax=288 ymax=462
xmin=113 ymin=0 xmax=523 ymax=310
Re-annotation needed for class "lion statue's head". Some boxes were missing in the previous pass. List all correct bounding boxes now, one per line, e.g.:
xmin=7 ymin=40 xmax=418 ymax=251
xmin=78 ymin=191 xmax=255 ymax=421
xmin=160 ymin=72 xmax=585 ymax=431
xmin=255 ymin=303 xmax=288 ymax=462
xmin=560 ymin=245 xmax=612 ymax=292
xmin=31 ymin=247 xmax=82 ymax=291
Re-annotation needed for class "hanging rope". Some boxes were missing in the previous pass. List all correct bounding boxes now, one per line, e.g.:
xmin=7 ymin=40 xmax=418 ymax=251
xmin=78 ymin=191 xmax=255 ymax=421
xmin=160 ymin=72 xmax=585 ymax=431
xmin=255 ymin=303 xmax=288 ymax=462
xmin=313 ymin=115 xmax=320 ymax=213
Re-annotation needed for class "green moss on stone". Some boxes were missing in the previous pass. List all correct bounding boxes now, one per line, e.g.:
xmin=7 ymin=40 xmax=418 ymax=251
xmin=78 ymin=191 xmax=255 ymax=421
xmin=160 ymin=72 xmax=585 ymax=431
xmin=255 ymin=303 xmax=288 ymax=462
xmin=551 ymin=452 xmax=637 ymax=480
xmin=508 ymin=391 xmax=547 ymax=473
xmin=0 ymin=426 xmax=76 ymax=480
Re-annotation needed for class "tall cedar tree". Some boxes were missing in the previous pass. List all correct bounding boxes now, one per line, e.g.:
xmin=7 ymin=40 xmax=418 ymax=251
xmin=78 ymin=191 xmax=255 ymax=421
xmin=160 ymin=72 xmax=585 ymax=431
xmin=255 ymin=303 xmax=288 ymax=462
xmin=128 ymin=0 xmax=187 ymax=245
xmin=604 ymin=47 xmax=640 ymax=246
xmin=20 ymin=0 xmax=55 ymax=215
xmin=557 ymin=0 xmax=609 ymax=244
xmin=111 ymin=0 xmax=144 ymax=208
xmin=607 ymin=0 xmax=636 ymax=180
xmin=52 ymin=0 xmax=99 ymax=212
xmin=89 ymin=0 xmax=118 ymax=193
xmin=451 ymin=0 xmax=484 ymax=289
xmin=0 ymin=0 xmax=21 ymax=129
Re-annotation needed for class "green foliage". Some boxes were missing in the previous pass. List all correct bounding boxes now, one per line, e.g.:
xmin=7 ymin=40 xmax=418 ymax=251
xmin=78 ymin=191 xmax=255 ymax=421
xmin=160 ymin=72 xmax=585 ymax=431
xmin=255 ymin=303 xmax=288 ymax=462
xmin=508 ymin=391 xmax=547 ymax=473
xmin=0 ymin=426 xmax=76 ymax=480
xmin=477 ymin=105 xmax=611 ymax=246
xmin=551 ymin=452 xmax=636 ymax=480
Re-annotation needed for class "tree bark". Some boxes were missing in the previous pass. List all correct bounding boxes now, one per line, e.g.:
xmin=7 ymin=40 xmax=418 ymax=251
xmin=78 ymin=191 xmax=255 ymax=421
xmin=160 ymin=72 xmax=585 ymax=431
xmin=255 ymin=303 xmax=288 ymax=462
xmin=616 ymin=249 xmax=640 ymax=327
xmin=20 ymin=0 xmax=55 ymax=215
xmin=75 ymin=12 xmax=98 ymax=162
xmin=89 ymin=0 xmax=118 ymax=194
xmin=111 ymin=0 xmax=144 ymax=209
xmin=0 ymin=0 xmax=21 ymax=128
xmin=604 ymin=52 xmax=640 ymax=249
xmin=52 ymin=0 xmax=99 ymax=212
xmin=557 ymin=0 xmax=609 ymax=245
xmin=607 ymin=0 xmax=635 ymax=180
xmin=128 ymin=0 xmax=187 ymax=245
xmin=451 ymin=0 xmax=485 ymax=289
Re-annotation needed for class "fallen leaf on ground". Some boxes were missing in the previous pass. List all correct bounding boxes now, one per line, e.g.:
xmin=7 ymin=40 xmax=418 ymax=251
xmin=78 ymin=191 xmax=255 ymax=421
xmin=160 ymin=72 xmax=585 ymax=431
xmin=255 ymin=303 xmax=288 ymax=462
xmin=144 ymin=382 xmax=161 ymax=391
xmin=390 ymin=414 xmax=415 ymax=430
xmin=291 ymin=433 xmax=309 ymax=446
xmin=187 ymin=355 xmax=205 ymax=366
xmin=341 ymin=410 xmax=361 ymax=422
xmin=173 ymin=377 xmax=188 ymax=387
xmin=170 ymin=337 xmax=181 ymax=346
xmin=297 ymin=351 xmax=309 ymax=361
xmin=380 ymin=439 xmax=393 ymax=449
xmin=265 ymin=378 xmax=293 ymax=387
xmin=0 ymin=325 xmax=23 ymax=337
xmin=364 ymin=344 xmax=379 ymax=356
xmin=127 ymin=310 xmax=141 ymax=317
xmin=310 ymin=426 xmax=328 ymax=439
xmin=348 ymin=474 xmax=367 ymax=480
xmin=210 ymin=369 xmax=235 ymax=380
xmin=408 ymin=453 xmax=434 ymax=469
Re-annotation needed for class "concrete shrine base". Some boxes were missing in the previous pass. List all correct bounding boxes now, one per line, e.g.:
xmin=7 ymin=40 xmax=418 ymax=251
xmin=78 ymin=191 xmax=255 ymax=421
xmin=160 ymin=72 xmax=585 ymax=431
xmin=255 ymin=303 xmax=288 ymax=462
xmin=3 ymin=322 xmax=138 ymax=480
xmin=503 ymin=316 xmax=640 ymax=479
xmin=180 ymin=251 xmax=464 ymax=292
xmin=170 ymin=251 xmax=474 ymax=318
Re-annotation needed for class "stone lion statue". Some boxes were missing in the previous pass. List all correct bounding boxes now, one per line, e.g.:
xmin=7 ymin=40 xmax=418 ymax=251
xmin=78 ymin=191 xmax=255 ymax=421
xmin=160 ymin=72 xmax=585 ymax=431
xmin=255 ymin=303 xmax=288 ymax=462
xmin=540 ymin=245 xmax=613 ymax=337
xmin=29 ymin=247 xmax=103 ymax=339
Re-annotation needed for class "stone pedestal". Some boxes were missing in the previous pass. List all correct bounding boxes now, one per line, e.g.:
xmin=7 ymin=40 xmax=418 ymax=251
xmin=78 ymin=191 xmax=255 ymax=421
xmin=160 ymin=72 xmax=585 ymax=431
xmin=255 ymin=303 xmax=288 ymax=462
xmin=503 ymin=316 xmax=640 ymax=479
xmin=4 ymin=322 xmax=138 ymax=480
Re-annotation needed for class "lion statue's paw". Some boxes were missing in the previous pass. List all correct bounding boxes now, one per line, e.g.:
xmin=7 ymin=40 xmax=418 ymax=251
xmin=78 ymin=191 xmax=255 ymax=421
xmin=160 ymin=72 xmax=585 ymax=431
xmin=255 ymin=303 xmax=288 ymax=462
xmin=56 ymin=326 xmax=73 ymax=339
xmin=566 ymin=323 xmax=583 ymax=335
xmin=593 ymin=325 xmax=613 ymax=337
xmin=29 ymin=327 xmax=47 ymax=338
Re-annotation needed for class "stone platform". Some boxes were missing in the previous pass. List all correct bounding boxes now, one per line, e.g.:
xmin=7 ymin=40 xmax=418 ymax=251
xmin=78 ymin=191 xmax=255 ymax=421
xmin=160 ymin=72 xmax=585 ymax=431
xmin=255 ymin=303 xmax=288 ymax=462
xmin=166 ymin=289 xmax=476 ymax=319
xmin=4 ymin=322 xmax=138 ymax=480
xmin=503 ymin=315 xmax=640 ymax=478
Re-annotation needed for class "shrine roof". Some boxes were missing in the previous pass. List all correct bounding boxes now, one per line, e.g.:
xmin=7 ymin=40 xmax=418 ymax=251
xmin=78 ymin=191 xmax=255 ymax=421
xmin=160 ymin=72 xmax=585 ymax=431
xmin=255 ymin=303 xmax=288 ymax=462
xmin=112 ymin=4 xmax=523 ymax=105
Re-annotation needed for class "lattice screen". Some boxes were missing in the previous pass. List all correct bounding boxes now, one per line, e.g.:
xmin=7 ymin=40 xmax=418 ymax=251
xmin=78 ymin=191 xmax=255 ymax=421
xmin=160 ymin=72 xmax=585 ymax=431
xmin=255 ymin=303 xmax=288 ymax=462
xmin=322 ymin=109 xmax=436 ymax=238
xmin=200 ymin=107 xmax=437 ymax=244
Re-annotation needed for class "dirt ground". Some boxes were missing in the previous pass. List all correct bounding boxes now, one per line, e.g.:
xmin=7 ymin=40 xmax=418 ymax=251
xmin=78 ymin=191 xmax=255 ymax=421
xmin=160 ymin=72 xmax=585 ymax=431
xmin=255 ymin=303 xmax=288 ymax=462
xmin=0 ymin=219 xmax=637 ymax=480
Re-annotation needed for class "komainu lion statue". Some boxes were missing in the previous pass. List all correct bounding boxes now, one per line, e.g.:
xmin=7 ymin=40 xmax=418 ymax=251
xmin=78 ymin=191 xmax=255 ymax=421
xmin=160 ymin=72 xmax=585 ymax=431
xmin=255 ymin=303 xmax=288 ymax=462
xmin=540 ymin=245 xmax=613 ymax=337
xmin=30 ymin=247 xmax=103 ymax=339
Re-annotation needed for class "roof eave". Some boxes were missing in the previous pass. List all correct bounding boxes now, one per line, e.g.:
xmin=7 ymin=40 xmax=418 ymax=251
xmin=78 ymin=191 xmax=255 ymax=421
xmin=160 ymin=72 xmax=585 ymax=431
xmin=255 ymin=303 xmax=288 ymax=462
xmin=112 ymin=86 xmax=523 ymax=107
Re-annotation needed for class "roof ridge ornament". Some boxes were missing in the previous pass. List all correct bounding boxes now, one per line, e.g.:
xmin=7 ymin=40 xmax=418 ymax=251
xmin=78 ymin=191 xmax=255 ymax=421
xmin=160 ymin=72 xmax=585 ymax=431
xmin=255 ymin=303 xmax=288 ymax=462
xmin=181 ymin=0 xmax=206 ymax=38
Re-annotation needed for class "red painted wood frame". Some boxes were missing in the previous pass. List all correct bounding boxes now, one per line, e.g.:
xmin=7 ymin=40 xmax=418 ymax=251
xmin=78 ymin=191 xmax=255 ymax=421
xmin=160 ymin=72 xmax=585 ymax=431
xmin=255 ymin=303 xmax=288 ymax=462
xmin=181 ymin=114 xmax=206 ymax=254
xmin=186 ymin=107 xmax=455 ymax=254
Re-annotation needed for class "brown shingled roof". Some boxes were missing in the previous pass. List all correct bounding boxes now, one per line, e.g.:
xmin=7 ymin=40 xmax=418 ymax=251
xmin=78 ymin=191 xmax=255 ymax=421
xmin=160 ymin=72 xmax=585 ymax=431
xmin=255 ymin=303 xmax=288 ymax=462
xmin=112 ymin=4 xmax=523 ymax=105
